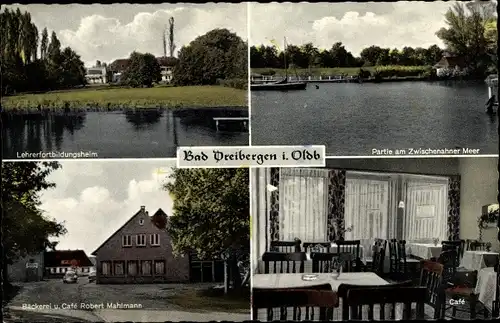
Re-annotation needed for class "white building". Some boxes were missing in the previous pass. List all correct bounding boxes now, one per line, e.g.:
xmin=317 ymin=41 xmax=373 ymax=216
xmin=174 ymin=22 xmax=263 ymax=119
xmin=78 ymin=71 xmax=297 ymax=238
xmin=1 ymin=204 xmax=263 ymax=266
xmin=161 ymin=66 xmax=174 ymax=83
xmin=85 ymin=66 xmax=108 ymax=84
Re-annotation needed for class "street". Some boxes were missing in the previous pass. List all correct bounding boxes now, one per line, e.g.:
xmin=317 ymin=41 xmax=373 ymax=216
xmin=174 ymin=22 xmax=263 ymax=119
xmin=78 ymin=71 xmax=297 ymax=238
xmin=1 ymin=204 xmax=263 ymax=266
xmin=4 ymin=278 xmax=250 ymax=322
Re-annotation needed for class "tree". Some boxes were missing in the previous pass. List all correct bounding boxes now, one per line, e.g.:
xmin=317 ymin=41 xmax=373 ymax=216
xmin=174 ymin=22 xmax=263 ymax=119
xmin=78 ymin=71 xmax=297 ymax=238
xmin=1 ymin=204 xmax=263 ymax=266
xmin=40 ymin=27 xmax=48 ymax=60
xmin=168 ymin=17 xmax=176 ymax=57
xmin=164 ymin=168 xmax=249 ymax=290
xmin=2 ymin=162 xmax=67 ymax=287
xmin=436 ymin=1 xmax=495 ymax=75
xmin=59 ymin=47 xmax=86 ymax=87
xmin=122 ymin=51 xmax=161 ymax=87
xmin=173 ymin=28 xmax=247 ymax=85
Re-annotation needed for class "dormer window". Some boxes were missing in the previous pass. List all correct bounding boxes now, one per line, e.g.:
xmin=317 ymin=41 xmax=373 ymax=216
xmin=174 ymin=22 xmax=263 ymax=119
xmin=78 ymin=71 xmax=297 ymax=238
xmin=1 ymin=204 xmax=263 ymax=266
xmin=139 ymin=219 xmax=144 ymax=225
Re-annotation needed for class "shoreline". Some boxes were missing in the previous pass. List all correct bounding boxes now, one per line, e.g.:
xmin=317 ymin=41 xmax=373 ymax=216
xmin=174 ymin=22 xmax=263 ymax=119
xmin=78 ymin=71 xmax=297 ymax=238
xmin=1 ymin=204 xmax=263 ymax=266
xmin=1 ymin=105 xmax=248 ymax=115
xmin=252 ymin=76 xmax=485 ymax=84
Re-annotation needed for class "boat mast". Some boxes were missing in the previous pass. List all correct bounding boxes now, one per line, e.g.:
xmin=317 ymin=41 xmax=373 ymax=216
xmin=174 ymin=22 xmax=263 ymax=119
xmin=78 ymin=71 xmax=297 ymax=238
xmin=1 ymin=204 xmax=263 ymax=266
xmin=284 ymin=37 xmax=287 ymax=81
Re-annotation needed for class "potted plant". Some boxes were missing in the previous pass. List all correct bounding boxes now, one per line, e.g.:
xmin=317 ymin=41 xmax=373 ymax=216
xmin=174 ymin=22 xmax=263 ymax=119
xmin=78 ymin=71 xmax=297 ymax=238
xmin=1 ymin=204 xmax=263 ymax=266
xmin=433 ymin=238 xmax=440 ymax=246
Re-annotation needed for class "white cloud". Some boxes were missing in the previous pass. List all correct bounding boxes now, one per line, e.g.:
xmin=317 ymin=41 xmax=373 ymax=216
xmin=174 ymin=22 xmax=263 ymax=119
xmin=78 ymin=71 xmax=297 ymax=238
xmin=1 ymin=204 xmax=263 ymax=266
xmin=56 ymin=4 xmax=247 ymax=66
xmin=250 ymin=2 xmax=456 ymax=55
xmin=40 ymin=161 xmax=176 ymax=256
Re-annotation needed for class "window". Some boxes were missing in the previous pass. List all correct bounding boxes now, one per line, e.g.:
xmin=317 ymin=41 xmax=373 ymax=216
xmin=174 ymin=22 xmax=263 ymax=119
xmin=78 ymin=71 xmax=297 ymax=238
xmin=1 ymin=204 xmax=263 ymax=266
xmin=101 ymin=262 xmax=111 ymax=275
xmin=344 ymin=171 xmax=449 ymax=244
xmin=278 ymin=168 xmax=329 ymax=241
xmin=50 ymin=268 xmax=55 ymax=274
xmin=150 ymin=234 xmax=160 ymax=246
xmin=114 ymin=261 xmax=125 ymax=275
xmin=122 ymin=235 xmax=132 ymax=247
xmin=141 ymin=261 xmax=152 ymax=275
xmin=154 ymin=260 xmax=165 ymax=275
xmin=136 ymin=234 xmax=146 ymax=246
xmin=139 ymin=219 xmax=144 ymax=225
xmin=127 ymin=261 xmax=137 ymax=276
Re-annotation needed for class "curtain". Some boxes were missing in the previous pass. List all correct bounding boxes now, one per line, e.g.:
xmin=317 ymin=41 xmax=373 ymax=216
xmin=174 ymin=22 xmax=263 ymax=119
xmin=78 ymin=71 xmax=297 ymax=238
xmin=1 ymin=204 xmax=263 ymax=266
xmin=404 ymin=177 xmax=448 ymax=242
xmin=101 ymin=262 xmax=110 ymax=275
xmin=251 ymin=168 xmax=270 ymax=269
xmin=141 ymin=261 xmax=152 ymax=275
xmin=114 ymin=262 xmax=124 ymax=275
xmin=278 ymin=168 xmax=329 ymax=242
xmin=128 ymin=261 xmax=137 ymax=276
xmin=447 ymin=176 xmax=461 ymax=241
xmin=154 ymin=261 xmax=165 ymax=275
xmin=345 ymin=174 xmax=390 ymax=255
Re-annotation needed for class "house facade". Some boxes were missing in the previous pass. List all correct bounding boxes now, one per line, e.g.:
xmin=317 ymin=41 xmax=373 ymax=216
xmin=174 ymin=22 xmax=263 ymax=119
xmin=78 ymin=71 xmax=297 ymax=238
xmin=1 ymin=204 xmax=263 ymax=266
xmin=109 ymin=57 xmax=176 ymax=83
xmin=45 ymin=250 xmax=94 ymax=277
xmin=91 ymin=206 xmax=190 ymax=284
xmin=7 ymin=251 xmax=44 ymax=282
xmin=85 ymin=66 xmax=108 ymax=84
xmin=433 ymin=55 xmax=467 ymax=77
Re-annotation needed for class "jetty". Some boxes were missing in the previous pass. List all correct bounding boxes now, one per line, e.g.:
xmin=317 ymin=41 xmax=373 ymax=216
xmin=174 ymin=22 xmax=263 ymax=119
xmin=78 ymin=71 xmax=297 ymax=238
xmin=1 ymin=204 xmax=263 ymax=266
xmin=213 ymin=117 xmax=249 ymax=132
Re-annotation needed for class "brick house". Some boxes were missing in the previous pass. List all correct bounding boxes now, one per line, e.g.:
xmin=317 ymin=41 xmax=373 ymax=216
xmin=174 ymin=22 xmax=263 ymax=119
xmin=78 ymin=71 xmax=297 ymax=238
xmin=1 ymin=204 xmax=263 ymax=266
xmin=44 ymin=250 xmax=94 ymax=278
xmin=91 ymin=206 xmax=191 ymax=284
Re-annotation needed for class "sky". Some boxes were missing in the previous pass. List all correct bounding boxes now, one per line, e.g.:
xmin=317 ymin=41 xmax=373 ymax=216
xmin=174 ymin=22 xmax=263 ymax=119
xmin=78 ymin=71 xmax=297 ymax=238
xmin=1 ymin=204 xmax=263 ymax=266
xmin=39 ymin=160 xmax=177 ymax=256
xmin=4 ymin=3 xmax=247 ymax=67
xmin=250 ymin=1 xmax=469 ymax=56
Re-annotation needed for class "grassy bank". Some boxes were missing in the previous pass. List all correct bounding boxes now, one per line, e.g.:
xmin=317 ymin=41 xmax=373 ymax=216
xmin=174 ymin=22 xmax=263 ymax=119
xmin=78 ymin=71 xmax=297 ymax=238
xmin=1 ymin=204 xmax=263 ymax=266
xmin=252 ymin=65 xmax=431 ymax=77
xmin=1 ymin=85 xmax=247 ymax=110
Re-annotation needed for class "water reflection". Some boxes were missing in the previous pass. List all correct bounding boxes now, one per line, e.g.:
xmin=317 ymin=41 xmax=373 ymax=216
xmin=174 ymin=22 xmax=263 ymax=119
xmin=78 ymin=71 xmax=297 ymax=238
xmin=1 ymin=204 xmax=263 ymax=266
xmin=2 ymin=108 xmax=249 ymax=158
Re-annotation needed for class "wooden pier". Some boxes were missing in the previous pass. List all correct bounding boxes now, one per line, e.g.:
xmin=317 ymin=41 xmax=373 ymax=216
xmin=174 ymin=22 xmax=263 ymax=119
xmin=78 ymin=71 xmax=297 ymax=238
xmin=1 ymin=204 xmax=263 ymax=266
xmin=213 ymin=117 xmax=249 ymax=132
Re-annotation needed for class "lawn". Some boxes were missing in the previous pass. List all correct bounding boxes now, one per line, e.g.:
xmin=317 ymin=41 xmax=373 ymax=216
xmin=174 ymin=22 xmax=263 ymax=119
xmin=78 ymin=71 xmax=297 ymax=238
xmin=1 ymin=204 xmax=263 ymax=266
xmin=1 ymin=85 xmax=247 ymax=110
xmin=252 ymin=66 xmax=429 ymax=77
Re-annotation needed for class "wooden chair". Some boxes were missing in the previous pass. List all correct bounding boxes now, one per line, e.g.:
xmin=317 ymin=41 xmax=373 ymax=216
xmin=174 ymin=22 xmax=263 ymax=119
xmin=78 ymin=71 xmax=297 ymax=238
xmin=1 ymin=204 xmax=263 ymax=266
xmin=344 ymin=286 xmax=427 ymax=320
xmin=338 ymin=280 xmax=413 ymax=320
xmin=311 ymin=252 xmax=354 ymax=273
xmin=443 ymin=270 xmax=489 ymax=319
xmin=389 ymin=239 xmax=418 ymax=281
xmin=465 ymin=239 xmax=479 ymax=251
xmin=441 ymin=240 xmax=465 ymax=263
xmin=262 ymin=252 xmax=307 ymax=274
xmin=335 ymin=240 xmax=363 ymax=271
xmin=419 ymin=260 xmax=445 ymax=319
xmin=369 ymin=242 xmax=387 ymax=276
xmin=303 ymin=242 xmax=331 ymax=253
xmin=270 ymin=240 xmax=302 ymax=253
xmin=252 ymin=287 xmax=339 ymax=321
xmin=437 ymin=250 xmax=458 ymax=285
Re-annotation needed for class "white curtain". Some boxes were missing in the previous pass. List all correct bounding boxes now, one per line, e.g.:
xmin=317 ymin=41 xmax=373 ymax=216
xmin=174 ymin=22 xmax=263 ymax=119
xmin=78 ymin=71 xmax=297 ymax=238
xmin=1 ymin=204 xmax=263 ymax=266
xmin=345 ymin=173 xmax=390 ymax=255
xmin=251 ymin=168 xmax=270 ymax=268
xmin=404 ymin=176 xmax=448 ymax=242
xmin=279 ymin=168 xmax=329 ymax=242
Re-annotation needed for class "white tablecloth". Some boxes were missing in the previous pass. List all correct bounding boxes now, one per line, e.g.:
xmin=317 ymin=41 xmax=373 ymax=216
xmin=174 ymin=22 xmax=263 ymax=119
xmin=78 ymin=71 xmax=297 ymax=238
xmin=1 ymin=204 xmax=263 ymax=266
xmin=460 ymin=251 xmax=499 ymax=271
xmin=406 ymin=243 xmax=442 ymax=259
xmin=253 ymin=273 xmax=407 ymax=320
xmin=475 ymin=267 xmax=497 ymax=313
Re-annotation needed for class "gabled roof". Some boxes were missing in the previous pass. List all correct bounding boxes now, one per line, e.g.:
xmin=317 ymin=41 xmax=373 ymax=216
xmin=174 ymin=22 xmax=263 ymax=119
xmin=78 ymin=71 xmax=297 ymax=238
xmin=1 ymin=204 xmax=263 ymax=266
xmin=45 ymin=250 xmax=93 ymax=267
xmin=91 ymin=207 xmax=168 ymax=256
xmin=434 ymin=56 xmax=466 ymax=68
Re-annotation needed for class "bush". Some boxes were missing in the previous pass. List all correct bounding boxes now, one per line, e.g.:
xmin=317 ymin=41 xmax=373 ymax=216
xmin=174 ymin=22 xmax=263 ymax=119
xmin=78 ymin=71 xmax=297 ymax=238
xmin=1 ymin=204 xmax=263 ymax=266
xmin=218 ymin=78 xmax=248 ymax=90
xmin=373 ymin=65 xmax=431 ymax=78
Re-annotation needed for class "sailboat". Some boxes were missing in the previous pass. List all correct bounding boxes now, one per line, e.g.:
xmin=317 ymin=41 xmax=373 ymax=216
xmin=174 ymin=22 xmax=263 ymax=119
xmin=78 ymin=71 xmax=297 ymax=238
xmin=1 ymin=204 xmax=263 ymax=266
xmin=251 ymin=37 xmax=307 ymax=91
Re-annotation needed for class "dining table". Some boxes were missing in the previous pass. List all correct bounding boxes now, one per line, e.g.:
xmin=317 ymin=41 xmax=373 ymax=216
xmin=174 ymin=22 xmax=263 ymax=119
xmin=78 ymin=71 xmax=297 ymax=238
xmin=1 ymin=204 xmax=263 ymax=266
xmin=474 ymin=267 xmax=498 ymax=315
xmin=459 ymin=250 xmax=499 ymax=271
xmin=252 ymin=272 xmax=406 ymax=320
xmin=406 ymin=242 xmax=442 ymax=259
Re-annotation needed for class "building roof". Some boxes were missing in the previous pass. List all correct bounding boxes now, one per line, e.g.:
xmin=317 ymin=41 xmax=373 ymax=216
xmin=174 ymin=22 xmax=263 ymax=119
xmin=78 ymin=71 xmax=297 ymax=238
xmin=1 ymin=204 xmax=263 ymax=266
xmin=434 ymin=56 xmax=466 ymax=69
xmin=45 ymin=250 xmax=94 ymax=267
xmin=91 ymin=206 xmax=169 ymax=256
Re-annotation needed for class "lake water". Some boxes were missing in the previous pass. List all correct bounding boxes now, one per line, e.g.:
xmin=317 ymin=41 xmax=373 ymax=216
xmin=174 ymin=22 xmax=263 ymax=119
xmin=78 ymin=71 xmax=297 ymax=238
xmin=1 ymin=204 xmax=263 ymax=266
xmin=251 ymin=81 xmax=498 ymax=156
xmin=2 ymin=108 xmax=249 ymax=159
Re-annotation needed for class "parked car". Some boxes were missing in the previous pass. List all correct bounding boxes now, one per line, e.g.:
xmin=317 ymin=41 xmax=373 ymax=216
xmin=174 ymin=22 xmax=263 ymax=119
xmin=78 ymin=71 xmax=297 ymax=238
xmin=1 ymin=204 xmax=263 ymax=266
xmin=88 ymin=269 xmax=96 ymax=282
xmin=62 ymin=270 xmax=78 ymax=283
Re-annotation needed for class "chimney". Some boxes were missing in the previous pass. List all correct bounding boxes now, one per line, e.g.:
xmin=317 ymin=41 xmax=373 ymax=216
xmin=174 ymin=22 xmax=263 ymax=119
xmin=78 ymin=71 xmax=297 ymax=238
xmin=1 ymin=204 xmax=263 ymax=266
xmin=146 ymin=211 xmax=149 ymax=216
xmin=140 ymin=206 xmax=145 ymax=211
